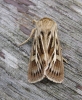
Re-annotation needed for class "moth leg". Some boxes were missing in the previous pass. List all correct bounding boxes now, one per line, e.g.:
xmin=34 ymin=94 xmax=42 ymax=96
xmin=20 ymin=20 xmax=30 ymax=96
xmin=63 ymin=57 xmax=67 ymax=63
xmin=19 ymin=28 xmax=36 ymax=46
xmin=60 ymin=47 xmax=67 ymax=63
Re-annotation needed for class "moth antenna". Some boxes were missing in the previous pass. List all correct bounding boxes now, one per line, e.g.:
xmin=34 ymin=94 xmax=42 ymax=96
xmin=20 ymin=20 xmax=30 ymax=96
xmin=19 ymin=28 xmax=36 ymax=46
xmin=32 ymin=19 xmax=38 ymax=24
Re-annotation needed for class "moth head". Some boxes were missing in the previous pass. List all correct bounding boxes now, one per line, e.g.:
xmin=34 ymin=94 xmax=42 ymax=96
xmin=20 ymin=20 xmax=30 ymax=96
xmin=36 ymin=17 xmax=57 ymax=36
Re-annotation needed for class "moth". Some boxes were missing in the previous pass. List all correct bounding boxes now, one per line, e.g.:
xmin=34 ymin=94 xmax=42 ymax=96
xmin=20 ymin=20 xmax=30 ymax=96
xmin=19 ymin=17 xmax=66 ymax=83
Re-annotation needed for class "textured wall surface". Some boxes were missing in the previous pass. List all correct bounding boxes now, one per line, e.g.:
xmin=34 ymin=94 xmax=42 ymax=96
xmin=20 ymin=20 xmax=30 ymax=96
xmin=0 ymin=0 xmax=82 ymax=100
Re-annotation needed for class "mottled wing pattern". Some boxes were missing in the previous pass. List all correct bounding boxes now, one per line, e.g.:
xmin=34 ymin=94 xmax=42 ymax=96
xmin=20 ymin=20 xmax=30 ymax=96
xmin=28 ymin=30 xmax=45 ymax=83
xmin=45 ymin=26 xmax=64 ymax=83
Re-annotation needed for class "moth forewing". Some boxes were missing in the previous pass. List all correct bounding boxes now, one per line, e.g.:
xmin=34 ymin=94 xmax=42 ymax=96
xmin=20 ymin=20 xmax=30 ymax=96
xmin=45 ymin=22 xmax=64 ymax=83
xmin=28 ymin=29 xmax=45 ymax=83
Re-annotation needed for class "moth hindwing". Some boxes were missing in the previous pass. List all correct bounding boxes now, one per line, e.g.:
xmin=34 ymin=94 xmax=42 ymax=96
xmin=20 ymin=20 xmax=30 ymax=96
xmin=21 ymin=17 xmax=64 ymax=83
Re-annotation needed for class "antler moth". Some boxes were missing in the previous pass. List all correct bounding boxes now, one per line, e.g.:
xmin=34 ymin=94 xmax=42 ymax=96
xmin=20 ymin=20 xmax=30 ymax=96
xmin=19 ymin=17 xmax=64 ymax=83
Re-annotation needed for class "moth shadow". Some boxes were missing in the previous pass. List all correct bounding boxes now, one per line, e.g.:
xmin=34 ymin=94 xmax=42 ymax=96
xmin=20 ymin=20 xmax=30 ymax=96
xmin=41 ymin=78 xmax=56 ymax=85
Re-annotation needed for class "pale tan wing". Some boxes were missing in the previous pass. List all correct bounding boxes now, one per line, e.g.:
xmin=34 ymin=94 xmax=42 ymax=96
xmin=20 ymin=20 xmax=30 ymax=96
xmin=45 ymin=26 xmax=64 ymax=83
xmin=28 ymin=30 xmax=45 ymax=83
